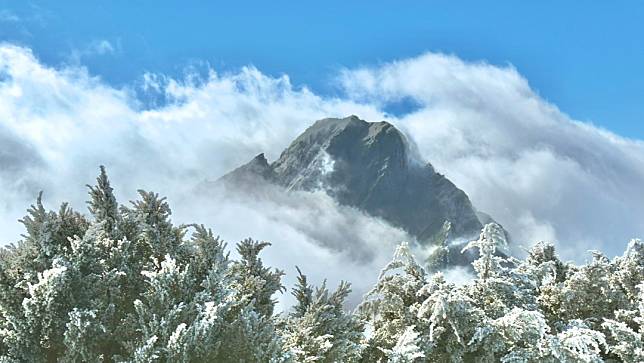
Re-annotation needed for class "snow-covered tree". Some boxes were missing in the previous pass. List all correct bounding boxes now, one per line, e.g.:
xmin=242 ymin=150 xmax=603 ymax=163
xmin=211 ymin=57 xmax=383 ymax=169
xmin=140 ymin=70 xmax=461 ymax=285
xmin=86 ymin=165 xmax=119 ymax=237
xmin=0 ymin=168 xmax=642 ymax=362
xmin=229 ymin=239 xmax=285 ymax=318
xmin=416 ymin=273 xmax=484 ymax=362
xmin=0 ymin=168 xmax=290 ymax=362
xmin=381 ymin=326 xmax=425 ymax=363
xmin=358 ymin=242 xmax=429 ymax=362
xmin=425 ymin=221 xmax=451 ymax=274
xmin=461 ymin=223 xmax=508 ymax=281
xmin=281 ymin=268 xmax=364 ymax=362
xmin=599 ymin=240 xmax=644 ymax=362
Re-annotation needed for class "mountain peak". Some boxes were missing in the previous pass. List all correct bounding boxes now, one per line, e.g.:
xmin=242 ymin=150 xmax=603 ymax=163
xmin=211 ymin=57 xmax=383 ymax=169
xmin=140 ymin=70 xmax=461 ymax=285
xmin=295 ymin=116 xmax=368 ymax=145
xmin=311 ymin=115 xmax=364 ymax=127
xmin=251 ymin=152 xmax=269 ymax=166
xmin=272 ymin=116 xmax=410 ymax=186
xmin=218 ymin=116 xmax=484 ymax=250
xmin=218 ymin=152 xmax=274 ymax=185
xmin=300 ymin=116 xmax=399 ymax=146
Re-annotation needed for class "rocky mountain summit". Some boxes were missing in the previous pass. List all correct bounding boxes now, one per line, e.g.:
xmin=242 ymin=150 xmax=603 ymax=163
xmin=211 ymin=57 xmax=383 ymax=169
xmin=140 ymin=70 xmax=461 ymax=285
xmin=217 ymin=116 xmax=488 ymax=246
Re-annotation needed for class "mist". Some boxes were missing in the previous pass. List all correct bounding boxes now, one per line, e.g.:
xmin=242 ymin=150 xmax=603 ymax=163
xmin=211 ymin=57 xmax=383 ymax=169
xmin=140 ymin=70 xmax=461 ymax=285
xmin=1 ymin=44 xmax=644 ymax=302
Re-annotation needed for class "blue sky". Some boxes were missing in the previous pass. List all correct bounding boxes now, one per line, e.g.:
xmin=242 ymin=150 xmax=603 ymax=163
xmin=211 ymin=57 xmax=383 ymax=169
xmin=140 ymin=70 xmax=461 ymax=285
xmin=1 ymin=1 xmax=644 ymax=261
xmin=1 ymin=1 xmax=643 ymax=138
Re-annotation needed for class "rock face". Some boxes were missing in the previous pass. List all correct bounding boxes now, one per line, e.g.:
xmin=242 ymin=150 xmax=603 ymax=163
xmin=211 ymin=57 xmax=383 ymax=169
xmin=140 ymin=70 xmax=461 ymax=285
xmin=218 ymin=116 xmax=485 ymax=244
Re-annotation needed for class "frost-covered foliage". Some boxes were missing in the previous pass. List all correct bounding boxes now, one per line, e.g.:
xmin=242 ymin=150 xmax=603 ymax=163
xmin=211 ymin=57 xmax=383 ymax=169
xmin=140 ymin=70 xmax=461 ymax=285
xmin=280 ymin=268 xmax=364 ymax=362
xmin=358 ymin=226 xmax=643 ymax=362
xmin=425 ymin=221 xmax=451 ymax=274
xmin=0 ymin=168 xmax=642 ymax=362
xmin=0 ymin=168 xmax=289 ymax=362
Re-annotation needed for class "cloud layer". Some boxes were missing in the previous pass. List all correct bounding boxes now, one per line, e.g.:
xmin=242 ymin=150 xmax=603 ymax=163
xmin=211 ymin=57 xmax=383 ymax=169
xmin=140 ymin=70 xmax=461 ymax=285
xmin=339 ymin=53 xmax=644 ymax=257
xmin=1 ymin=44 xmax=643 ymax=300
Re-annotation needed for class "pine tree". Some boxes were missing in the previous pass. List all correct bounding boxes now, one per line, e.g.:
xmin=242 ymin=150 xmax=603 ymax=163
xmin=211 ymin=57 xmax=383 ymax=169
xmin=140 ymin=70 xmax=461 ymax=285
xmin=461 ymin=223 xmax=508 ymax=281
xmin=282 ymin=268 xmax=364 ymax=362
xmin=358 ymin=242 xmax=430 ymax=362
xmin=291 ymin=267 xmax=313 ymax=318
xmin=425 ymin=221 xmax=451 ymax=274
xmin=230 ymin=239 xmax=285 ymax=317
xmin=0 ymin=168 xmax=643 ymax=362
xmin=0 ymin=168 xmax=292 ymax=362
xmin=382 ymin=326 xmax=425 ymax=362
xmin=87 ymin=165 xmax=119 ymax=236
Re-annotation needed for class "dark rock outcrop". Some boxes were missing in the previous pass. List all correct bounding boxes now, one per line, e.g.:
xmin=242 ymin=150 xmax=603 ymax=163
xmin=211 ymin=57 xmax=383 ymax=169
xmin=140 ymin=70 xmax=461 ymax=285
xmin=217 ymin=116 xmax=485 ymax=245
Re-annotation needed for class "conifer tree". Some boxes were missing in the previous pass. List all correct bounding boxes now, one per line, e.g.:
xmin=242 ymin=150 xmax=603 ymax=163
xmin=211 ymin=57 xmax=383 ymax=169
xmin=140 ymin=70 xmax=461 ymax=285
xmin=230 ymin=239 xmax=285 ymax=317
xmin=0 ymin=168 xmax=292 ymax=362
xmin=425 ymin=221 xmax=450 ymax=273
xmin=282 ymin=268 xmax=364 ymax=362
xmin=358 ymin=242 xmax=430 ymax=362
xmin=461 ymin=223 xmax=508 ymax=281
xmin=291 ymin=267 xmax=313 ymax=318
xmin=87 ymin=165 xmax=119 ymax=236
xmin=0 ymin=167 xmax=642 ymax=362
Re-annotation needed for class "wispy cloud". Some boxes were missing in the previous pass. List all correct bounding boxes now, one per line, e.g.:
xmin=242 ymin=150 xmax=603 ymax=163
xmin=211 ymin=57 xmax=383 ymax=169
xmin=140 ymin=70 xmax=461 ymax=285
xmin=0 ymin=10 xmax=19 ymax=23
xmin=86 ymin=39 xmax=117 ymax=55
xmin=68 ymin=39 xmax=120 ymax=64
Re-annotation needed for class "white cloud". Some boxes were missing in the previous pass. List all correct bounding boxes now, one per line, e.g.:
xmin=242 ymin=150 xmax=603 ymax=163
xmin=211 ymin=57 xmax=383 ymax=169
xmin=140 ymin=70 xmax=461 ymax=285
xmin=0 ymin=43 xmax=643 ymax=304
xmin=183 ymin=183 xmax=411 ymax=308
xmin=339 ymin=53 xmax=644 ymax=259
xmin=67 ymin=39 xmax=120 ymax=65
xmin=87 ymin=39 xmax=116 ymax=55
xmin=0 ymin=44 xmax=389 ymax=305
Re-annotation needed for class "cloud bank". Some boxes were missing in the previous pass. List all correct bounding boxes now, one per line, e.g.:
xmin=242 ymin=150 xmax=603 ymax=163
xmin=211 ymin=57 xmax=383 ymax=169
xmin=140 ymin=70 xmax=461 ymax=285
xmin=1 ymin=43 xmax=643 ymax=301
xmin=339 ymin=54 xmax=644 ymax=258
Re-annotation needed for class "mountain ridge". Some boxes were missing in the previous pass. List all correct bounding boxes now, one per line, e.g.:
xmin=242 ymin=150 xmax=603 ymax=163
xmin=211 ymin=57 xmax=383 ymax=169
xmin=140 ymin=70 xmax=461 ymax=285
xmin=215 ymin=116 xmax=488 ymax=249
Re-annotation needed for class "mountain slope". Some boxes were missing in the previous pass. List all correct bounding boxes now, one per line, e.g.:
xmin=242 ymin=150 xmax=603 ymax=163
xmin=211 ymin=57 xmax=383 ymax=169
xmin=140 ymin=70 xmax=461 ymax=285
xmin=218 ymin=116 xmax=484 ymax=243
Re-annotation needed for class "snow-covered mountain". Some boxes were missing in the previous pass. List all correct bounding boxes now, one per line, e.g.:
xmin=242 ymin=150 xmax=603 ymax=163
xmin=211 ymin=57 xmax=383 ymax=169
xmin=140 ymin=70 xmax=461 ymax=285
xmin=217 ymin=116 xmax=489 ymax=246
